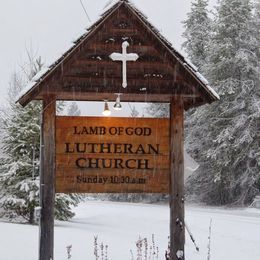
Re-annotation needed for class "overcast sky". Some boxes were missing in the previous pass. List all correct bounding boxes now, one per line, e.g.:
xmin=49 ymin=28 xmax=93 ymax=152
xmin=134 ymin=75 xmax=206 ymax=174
xmin=0 ymin=0 xmax=217 ymax=112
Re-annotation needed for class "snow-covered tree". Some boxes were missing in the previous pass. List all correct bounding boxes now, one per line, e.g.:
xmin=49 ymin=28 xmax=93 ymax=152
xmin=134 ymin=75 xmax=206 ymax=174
xmin=56 ymin=103 xmax=82 ymax=220
xmin=145 ymin=103 xmax=168 ymax=118
xmin=0 ymin=101 xmax=41 ymax=223
xmin=0 ymin=63 xmax=42 ymax=223
xmin=147 ymin=0 xmax=212 ymax=119
xmin=0 ymin=56 xmax=82 ymax=223
xmin=208 ymin=0 xmax=257 ymax=84
xmin=182 ymin=0 xmax=212 ymax=72
xmin=67 ymin=101 xmax=81 ymax=116
xmin=129 ymin=104 xmax=139 ymax=118
xmin=186 ymin=0 xmax=260 ymax=205
xmin=253 ymin=0 xmax=260 ymax=66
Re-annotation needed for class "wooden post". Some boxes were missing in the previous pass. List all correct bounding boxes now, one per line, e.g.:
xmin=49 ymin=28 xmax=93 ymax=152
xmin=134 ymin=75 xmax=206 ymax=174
xmin=169 ymin=97 xmax=185 ymax=260
xmin=39 ymin=96 xmax=56 ymax=260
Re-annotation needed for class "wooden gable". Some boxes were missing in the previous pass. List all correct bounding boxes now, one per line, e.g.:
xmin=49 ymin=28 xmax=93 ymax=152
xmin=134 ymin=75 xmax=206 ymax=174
xmin=17 ymin=1 xmax=219 ymax=109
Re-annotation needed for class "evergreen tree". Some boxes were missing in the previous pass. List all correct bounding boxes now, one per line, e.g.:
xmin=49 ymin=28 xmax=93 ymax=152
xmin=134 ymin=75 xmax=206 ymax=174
xmin=208 ymin=0 xmax=257 ymax=84
xmin=186 ymin=0 xmax=260 ymax=205
xmin=182 ymin=0 xmax=212 ymax=72
xmin=129 ymin=104 xmax=140 ymax=118
xmin=67 ymin=101 xmax=81 ymax=116
xmin=147 ymin=0 xmax=212 ymax=119
xmin=0 ymin=56 xmax=82 ymax=223
xmin=56 ymin=102 xmax=82 ymax=220
xmin=0 ymin=67 xmax=41 ymax=223
xmin=253 ymin=0 xmax=260 ymax=67
xmin=145 ymin=103 xmax=169 ymax=118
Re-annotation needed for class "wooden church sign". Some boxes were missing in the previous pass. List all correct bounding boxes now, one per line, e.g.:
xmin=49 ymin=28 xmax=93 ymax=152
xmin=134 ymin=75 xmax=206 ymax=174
xmin=16 ymin=1 xmax=219 ymax=260
xmin=56 ymin=116 xmax=170 ymax=193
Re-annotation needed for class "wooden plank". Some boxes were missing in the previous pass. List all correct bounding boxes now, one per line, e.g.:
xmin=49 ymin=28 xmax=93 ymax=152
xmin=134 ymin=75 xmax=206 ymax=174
xmin=17 ymin=1 xmax=216 ymax=109
xmin=55 ymin=117 xmax=170 ymax=193
xmin=62 ymin=77 xmax=176 ymax=90
xmin=70 ymin=60 xmax=174 ymax=75
xmin=169 ymin=98 xmax=185 ymax=260
xmin=34 ymin=91 xmax=201 ymax=111
xmin=63 ymin=73 xmax=174 ymax=81
xmin=85 ymin=44 xmax=160 ymax=56
xmin=39 ymin=96 xmax=56 ymax=260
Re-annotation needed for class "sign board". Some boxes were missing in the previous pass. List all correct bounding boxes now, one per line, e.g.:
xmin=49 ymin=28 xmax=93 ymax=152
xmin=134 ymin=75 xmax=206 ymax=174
xmin=56 ymin=116 xmax=170 ymax=193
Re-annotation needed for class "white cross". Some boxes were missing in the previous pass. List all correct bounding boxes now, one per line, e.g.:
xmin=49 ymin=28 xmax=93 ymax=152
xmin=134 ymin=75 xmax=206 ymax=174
xmin=109 ymin=41 xmax=139 ymax=88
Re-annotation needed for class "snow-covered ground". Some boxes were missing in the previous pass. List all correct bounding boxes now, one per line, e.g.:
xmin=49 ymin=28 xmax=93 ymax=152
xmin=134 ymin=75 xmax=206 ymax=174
xmin=0 ymin=201 xmax=260 ymax=260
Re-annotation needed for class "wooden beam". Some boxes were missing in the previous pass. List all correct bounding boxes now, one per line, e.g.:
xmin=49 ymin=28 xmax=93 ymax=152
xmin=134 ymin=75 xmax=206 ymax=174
xmin=71 ymin=60 xmax=174 ymax=73
xmin=39 ymin=95 xmax=56 ymax=260
xmin=85 ymin=44 xmax=159 ymax=56
xmin=169 ymin=97 xmax=185 ymax=260
xmin=63 ymin=75 xmax=174 ymax=83
xmin=35 ymin=92 xmax=201 ymax=106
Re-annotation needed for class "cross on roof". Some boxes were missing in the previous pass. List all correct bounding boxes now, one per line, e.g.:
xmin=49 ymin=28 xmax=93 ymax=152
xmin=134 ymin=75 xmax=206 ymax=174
xmin=109 ymin=41 xmax=139 ymax=88
xmin=16 ymin=0 xmax=219 ymax=108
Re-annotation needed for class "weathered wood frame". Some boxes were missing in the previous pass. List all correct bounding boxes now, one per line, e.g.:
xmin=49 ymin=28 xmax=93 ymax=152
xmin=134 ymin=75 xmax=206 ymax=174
xmin=39 ymin=97 xmax=185 ymax=260
xmin=16 ymin=2 xmax=218 ymax=260
xmin=170 ymin=98 xmax=185 ymax=259
xmin=39 ymin=96 xmax=56 ymax=260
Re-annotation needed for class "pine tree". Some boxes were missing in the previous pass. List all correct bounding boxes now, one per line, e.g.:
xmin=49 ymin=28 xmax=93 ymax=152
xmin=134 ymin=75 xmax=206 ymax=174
xmin=145 ymin=103 xmax=169 ymax=118
xmin=186 ymin=0 xmax=260 ymax=205
xmin=147 ymin=0 xmax=212 ymax=119
xmin=251 ymin=0 xmax=260 ymax=194
xmin=253 ymin=0 xmax=260 ymax=68
xmin=182 ymin=0 xmax=212 ymax=72
xmin=0 ymin=56 xmax=82 ymax=223
xmin=56 ymin=103 xmax=82 ymax=220
xmin=129 ymin=104 xmax=139 ymax=117
xmin=67 ymin=101 xmax=81 ymax=116
xmin=0 ymin=71 xmax=42 ymax=223
xmin=208 ymin=0 xmax=257 ymax=84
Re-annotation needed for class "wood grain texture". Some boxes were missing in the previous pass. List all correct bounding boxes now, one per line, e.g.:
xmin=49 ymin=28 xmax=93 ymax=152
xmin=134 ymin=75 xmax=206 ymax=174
xmin=169 ymin=98 xmax=185 ymax=260
xmin=17 ymin=2 xmax=215 ymax=109
xmin=39 ymin=96 xmax=56 ymax=260
xmin=56 ymin=116 xmax=170 ymax=193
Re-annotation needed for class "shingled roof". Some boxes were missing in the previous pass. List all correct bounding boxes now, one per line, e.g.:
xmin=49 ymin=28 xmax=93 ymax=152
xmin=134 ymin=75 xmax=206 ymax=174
xmin=17 ymin=0 xmax=219 ymax=109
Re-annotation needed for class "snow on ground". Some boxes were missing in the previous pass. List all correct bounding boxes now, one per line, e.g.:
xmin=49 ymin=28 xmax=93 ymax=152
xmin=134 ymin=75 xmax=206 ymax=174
xmin=0 ymin=201 xmax=260 ymax=260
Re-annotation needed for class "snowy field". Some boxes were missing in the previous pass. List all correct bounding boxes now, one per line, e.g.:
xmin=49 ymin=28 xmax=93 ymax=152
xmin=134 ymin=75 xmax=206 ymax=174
xmin=0 ymin=201 xmax=260 ymax=260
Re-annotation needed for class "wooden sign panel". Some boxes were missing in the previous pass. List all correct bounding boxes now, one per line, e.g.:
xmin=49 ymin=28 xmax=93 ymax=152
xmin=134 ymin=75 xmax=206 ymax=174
xmin=56 ymin=116 xmax=170 ymax=193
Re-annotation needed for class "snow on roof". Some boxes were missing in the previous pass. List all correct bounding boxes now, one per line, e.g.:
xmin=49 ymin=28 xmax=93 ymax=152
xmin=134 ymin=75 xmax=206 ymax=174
xmin=103 ymin=0 xmax=120 ymax=13
xmin=182 ymin=59 xmax=220 ymax=100
xmin=204 ymin=84 xmax=220 ymax=100
xmin=16 ymin=80 xmax=39 ymax=103
xmin=31 ymin=67 xmax=50 ymax=83
xmin=184 ymin=58 xmax=198 ymax=72
xmin=195 ymin=72 xmax=220 ymax=100
xmin=16 ymin=1 xmax=122 ymax=102
xmin=17 ymin=0 xmax=219 ymax=103
xmin=129 ymin=0 xmax=219 ymax=101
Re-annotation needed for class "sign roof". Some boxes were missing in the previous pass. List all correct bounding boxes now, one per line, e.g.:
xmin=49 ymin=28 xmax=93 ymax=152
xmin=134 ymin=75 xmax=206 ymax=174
xmin=17 ymin=0 xmax=219 ymax=109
